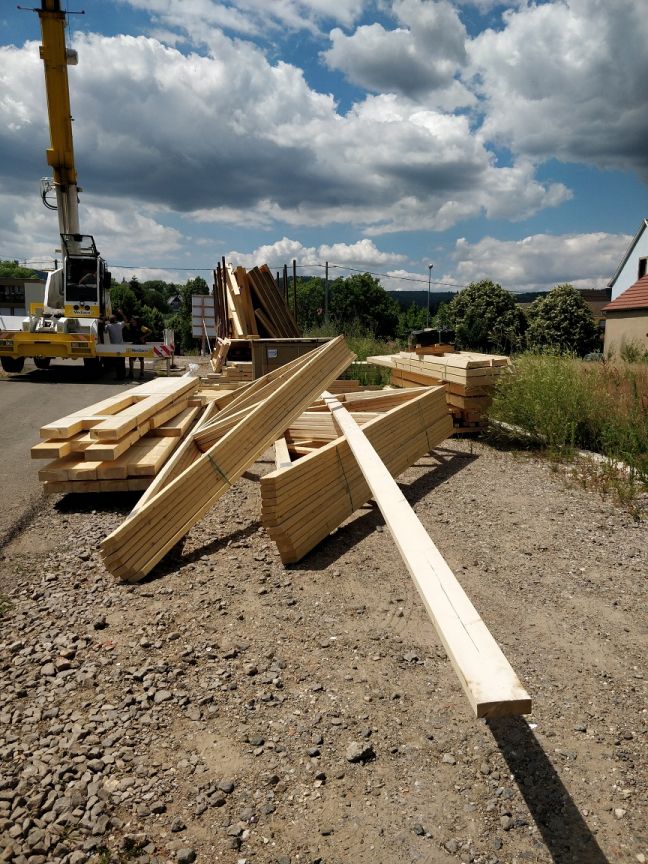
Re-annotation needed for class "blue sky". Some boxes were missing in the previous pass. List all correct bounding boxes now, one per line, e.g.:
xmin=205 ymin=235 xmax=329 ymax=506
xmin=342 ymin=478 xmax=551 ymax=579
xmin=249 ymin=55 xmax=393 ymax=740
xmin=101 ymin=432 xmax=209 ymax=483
xmin=1 ymin=0 xmax=646 ymax=293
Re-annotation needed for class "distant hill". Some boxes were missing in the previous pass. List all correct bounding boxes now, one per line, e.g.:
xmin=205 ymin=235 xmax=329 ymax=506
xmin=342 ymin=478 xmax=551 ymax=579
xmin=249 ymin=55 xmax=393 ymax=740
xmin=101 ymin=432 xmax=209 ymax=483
xmin=387 ymin=289 xmax=548 ymax=311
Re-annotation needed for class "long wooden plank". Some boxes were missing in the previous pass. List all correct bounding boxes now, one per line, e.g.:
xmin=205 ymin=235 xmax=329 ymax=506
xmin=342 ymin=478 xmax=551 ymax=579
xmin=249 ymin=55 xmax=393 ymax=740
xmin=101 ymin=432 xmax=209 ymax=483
xmin=321 ymin=390 xmax=531 ymax=719
xmin=101 ymin=337 xmax=354 ymax=582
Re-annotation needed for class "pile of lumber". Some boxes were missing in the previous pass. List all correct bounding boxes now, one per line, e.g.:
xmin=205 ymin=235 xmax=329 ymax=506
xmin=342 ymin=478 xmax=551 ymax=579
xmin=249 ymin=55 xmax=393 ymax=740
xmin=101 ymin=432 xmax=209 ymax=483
xmin=214 ymin=262 xmax=301 ymax=340
xmin=261 ymin=386 xmax=452 ymax=563
xmin=100 ymin=337 xmax=355 ymax=582
xmin=32 ymin=377 xmax=207 ymax=494
xmin=44 ymin=338 xmax=531 ymax=719
xmin=367 ymin=350 xmax=510 ymax=431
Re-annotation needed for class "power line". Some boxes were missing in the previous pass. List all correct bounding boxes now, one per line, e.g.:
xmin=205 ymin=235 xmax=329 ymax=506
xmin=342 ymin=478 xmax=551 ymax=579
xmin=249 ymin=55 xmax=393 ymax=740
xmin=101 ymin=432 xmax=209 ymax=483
xmin=109 ymin=261 xmax=465 ymax=289
xmin=13 ymin=256 xmax=465 ymax=289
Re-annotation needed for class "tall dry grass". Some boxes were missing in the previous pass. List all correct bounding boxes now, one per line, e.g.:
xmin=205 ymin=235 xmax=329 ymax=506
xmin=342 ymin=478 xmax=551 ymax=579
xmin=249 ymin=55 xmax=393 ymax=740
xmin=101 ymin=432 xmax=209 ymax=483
xmin=491 ymin=353 xmax=648 ymax=479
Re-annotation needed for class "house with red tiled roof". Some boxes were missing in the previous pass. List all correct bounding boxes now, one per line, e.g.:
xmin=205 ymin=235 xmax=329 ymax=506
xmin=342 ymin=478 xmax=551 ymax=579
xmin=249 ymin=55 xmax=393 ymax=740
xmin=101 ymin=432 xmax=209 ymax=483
xmin=602 ymin=274 xmax=648 ymax=355
xmin=608 ymin=218 xmax=648 ymax=301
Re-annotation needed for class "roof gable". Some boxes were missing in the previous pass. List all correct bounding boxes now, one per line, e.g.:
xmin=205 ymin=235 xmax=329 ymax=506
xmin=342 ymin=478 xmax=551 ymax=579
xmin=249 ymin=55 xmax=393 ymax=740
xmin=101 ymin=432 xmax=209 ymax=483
xmin=608 ymin=219 xmax=648 ymax=288
xmin=603 ymin=274 xmax=648 ymax=312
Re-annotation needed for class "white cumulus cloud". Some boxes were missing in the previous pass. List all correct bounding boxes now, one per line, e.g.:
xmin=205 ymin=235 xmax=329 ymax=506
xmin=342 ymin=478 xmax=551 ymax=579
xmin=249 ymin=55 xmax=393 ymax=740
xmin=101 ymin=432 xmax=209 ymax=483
xmin=469 ymin=0 xmax=648 ymax=179
xmin=453 ymin=232 xmax=631 ymax=292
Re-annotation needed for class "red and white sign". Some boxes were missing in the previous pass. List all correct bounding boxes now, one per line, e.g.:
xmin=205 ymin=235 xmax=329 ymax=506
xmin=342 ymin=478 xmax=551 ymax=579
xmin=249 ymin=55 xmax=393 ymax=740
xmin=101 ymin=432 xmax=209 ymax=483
xmin=153 ymin=342 xmax=174 ymax=358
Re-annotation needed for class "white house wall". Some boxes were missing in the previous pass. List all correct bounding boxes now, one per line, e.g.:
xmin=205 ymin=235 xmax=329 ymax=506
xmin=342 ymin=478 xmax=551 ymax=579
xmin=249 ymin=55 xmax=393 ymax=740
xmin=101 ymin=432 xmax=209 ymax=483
xmin=612 ymin=228 xmax=648 ymax=300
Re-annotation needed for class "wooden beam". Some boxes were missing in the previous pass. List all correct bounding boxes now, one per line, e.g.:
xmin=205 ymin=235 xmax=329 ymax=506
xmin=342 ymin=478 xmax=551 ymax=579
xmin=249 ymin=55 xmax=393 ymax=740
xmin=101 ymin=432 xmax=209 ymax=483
xmin=321 ymin=390 xmax=531 ymax=720
xmin=274 ymin=437 xmax=292 ymax=470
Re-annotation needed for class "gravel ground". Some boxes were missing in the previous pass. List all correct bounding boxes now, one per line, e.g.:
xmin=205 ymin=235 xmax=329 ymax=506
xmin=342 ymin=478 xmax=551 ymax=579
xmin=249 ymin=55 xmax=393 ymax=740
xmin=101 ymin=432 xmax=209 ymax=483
xmin=0 ymin=437 xmax=646 ymax=864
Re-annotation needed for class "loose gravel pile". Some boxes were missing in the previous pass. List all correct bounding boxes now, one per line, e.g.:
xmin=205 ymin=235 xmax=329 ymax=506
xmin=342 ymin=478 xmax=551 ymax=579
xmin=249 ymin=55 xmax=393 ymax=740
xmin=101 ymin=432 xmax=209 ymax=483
xmin=0 ymin=438 xmax=646 ymax=864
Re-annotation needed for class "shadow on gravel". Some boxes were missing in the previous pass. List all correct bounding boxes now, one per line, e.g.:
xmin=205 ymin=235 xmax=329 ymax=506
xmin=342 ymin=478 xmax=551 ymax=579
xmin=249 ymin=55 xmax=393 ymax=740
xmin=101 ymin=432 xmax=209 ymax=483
xmin=296 ymin=446 xmax=478 ymax=570
xmin=54 ymin=491 xmax=142 ymax=515
xmin=142 ymin=522 xmax=261 ymax=582
xmin=489 ymin=717 xmax=610 ymax=864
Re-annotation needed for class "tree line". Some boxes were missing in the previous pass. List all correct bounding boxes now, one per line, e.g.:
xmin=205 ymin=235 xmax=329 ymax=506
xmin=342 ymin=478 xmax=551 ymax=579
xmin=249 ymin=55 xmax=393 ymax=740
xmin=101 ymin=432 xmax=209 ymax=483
xmin=1 ymin=259 xmax=600 ymax=356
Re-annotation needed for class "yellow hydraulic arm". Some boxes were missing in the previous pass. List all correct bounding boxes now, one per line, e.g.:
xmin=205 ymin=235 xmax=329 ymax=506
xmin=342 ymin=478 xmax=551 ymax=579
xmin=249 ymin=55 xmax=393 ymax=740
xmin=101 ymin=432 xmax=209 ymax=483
xmin=37 ymin=0 xmax=80 ymax=234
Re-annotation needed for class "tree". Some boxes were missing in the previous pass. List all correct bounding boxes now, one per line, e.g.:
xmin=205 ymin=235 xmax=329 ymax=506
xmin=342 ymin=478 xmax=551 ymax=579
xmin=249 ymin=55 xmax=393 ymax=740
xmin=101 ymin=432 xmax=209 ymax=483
xmin=431 ymin=301 xmax=453 ymax=332
xmin=397 ymin=302 xmax=428 ymax=341
xmin=108 ymin=283 xmax=139 ymax=317
xmin=295 ymin=277 xmax=325 ymax=329
xmin=526 ymin=283 xmax=598 ymax=356
xmin=0 ymin=260 xmax=39 ymax=278
xmin=140 ymin=305 xmax=165 ymax=340
xmin=329 ymin=273 xmax=400 ymax=338
xmin=449 ymin=280 xmax=527 ymax=353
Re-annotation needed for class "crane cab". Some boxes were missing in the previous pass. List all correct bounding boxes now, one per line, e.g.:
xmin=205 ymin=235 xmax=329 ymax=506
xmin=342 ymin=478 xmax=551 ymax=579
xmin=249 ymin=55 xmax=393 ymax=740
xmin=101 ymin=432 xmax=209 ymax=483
xmin=61 ymin=233 xmax=110 ymax=319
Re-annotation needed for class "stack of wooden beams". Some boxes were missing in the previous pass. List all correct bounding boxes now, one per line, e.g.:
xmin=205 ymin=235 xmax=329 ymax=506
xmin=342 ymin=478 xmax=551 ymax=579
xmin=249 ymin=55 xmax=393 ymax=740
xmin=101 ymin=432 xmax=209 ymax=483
xmin=214 ymin=263 xmax=300 ymax=341
xmin=261 ymin=386 xmax=452 ymax=563
xmin=101 ymin=336 xmax=355 ymax=582
xmin=217 ymin=361 xmax=254 ymax=382
xmin=367 ymin=350 xmax=510 ymax=432
xmin=246 ymin=266 xmax=300 ymax=338
xmin=32 ymin=377 xmax=204 ymax=494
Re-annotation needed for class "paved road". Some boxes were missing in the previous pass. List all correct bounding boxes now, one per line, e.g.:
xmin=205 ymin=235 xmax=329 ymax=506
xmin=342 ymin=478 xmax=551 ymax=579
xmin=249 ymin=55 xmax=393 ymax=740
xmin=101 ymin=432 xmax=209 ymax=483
xmin=0 ymin=360 xmax=139 ymax=545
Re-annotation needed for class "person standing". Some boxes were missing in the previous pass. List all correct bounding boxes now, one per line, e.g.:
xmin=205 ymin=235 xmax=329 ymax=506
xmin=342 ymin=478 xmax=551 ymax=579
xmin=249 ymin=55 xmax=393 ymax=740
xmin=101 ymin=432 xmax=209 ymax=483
xmin=106 ymin=314 xmax=126 ymax=380
xmin=127 ymin=315 xmax=150 ymax=380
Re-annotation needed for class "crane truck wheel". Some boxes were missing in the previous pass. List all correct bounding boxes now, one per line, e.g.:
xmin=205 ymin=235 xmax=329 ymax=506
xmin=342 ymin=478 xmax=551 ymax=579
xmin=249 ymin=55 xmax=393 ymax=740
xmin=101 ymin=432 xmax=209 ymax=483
xmin=34 ymin=357 xmax=51 ymax=370
xmin=1 ymin=356 xmax=25 ymax=374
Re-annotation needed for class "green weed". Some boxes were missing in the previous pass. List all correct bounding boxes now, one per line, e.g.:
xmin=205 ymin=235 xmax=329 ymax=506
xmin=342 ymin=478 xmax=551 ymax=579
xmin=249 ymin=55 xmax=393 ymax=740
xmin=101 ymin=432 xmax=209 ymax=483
xmin=490 ymin=352 xmax=648 ymax=514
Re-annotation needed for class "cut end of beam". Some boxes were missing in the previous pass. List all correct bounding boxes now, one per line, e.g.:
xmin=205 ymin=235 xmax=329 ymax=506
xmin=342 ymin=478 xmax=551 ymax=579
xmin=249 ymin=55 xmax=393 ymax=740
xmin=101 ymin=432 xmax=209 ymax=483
xmin=476 ymin=696 xmax=532 ymax=720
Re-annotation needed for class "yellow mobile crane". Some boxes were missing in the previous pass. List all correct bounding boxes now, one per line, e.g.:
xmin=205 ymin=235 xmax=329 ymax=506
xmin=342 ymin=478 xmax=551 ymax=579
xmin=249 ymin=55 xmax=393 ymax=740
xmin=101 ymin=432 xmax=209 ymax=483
xmin=0 ymin=0 xmax=161 ymax=373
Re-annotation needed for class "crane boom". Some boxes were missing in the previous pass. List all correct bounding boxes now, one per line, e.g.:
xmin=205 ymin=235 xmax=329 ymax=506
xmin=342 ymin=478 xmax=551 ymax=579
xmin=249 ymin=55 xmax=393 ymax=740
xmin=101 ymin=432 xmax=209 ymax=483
xmin=38 ymin=0 xmax=80 ymax=235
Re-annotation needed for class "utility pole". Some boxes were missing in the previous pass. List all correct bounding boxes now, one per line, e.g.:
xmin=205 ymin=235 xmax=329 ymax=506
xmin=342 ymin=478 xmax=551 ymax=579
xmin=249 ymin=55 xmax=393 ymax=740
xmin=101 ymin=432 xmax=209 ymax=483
xmin=292 ymin=259 xmax=297 ymax=321
xmin=427 ymin=263 xmax=433 ymax=327
xmin=324 ymin=261 xmax=329 ymax=324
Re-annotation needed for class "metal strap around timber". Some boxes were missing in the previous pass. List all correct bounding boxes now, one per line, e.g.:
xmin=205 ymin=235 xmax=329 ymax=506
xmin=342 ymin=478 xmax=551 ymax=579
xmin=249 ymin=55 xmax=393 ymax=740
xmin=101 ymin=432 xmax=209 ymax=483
xmin=206 ymin=451 xmax=232 ymax=487
xmin=335 ymin=443 xmax=357 ymax=514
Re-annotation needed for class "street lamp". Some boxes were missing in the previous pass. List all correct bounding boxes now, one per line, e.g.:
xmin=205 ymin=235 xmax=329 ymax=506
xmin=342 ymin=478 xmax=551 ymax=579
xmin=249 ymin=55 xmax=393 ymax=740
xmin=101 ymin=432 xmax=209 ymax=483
xmin=426 ymin=264 xmax=433 ymax=327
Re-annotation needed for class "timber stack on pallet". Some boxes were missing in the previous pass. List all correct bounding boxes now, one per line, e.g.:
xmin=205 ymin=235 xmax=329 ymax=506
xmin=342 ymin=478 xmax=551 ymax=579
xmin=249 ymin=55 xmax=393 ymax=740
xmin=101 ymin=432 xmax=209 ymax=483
xmin=31 ymin=377 xmax=219 ymax=494
xmin=214 ymin=263 xmax=301 ymax=340
xmin=367 ymin=350 xmax=510 ymax=432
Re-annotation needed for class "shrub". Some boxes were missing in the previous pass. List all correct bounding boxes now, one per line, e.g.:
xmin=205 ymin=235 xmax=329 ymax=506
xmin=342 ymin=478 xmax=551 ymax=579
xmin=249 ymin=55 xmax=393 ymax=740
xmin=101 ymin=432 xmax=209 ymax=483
xmin=526 ymin=283 xmax=598 ymax=356
xmin=449 ymin=280 xmax=526 ymax=353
